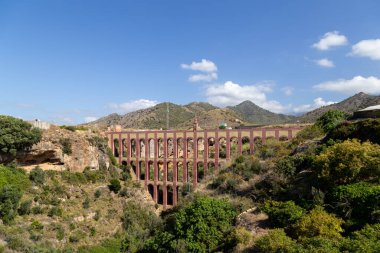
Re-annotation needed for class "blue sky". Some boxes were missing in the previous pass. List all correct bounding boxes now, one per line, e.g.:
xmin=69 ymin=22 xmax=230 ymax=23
xmin=1 ymin=0 xmax=380 ymax=124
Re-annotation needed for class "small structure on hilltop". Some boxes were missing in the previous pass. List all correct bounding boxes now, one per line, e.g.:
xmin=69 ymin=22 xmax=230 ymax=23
xmin=29 ymin=119 xmax=51 ymax=130
xmin=353 ymin=105 xmax=380 ymax=119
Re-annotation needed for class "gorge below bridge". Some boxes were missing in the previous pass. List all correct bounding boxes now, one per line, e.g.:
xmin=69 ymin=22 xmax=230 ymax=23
xmin=107 ymin=126 xmax=302 ymax=209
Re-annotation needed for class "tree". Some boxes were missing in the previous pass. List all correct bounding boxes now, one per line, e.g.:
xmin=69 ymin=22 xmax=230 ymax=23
xmin=316 ymin=110 xmax=348 ymax=133
xmin=252 ymin=229 xmax=299 ymax=253
xmin=0 ymin=115 xmax=41 ymax=159
xmin=0 ymin=185 xmax=22 ymax=224
xmin=108 ymin=179 xmax=121 ymax=193
xmin=260 ymin=200 xmax=305 ymax=228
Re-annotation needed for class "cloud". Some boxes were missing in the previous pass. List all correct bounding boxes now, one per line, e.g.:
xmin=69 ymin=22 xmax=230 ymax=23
xmin=315 ymin=58 xmax=335 ymax=68
xmin=84 ymin=116 xmax=98 ymax=123
xmin=181 ymin=59 xmax=217 ymax=73
xmin=293 ymin=97 xmax=336 ymax=114
xmin=314 ymin=76 xmax=380 ymax=95
xmin=350 ymin=39 xmax=380 ymax=60
xmin=312 ymin=31 xmax=348 ymax=51
xmin=189 ymin=72 xmax=218 ymax=82
xmin=109 ymin=99 xmax=159 ymax=114
xmin=281 ymin=87 xmax=294 ymax=96
xmin=205 ymin=81 xmax=288 ymax=113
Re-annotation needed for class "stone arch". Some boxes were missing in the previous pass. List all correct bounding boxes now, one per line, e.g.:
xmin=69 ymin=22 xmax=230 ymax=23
xmin=139 ymin=139 xmax=145 ymax=158
xmin=177 ymin=138 xmax=184 ymax=158
xmin=242 ymin=136 xmax=250 ymax=155
xmin=149 ymin=139 xmax=155 ymax=158
xmin=197 ymin=138 xmax=204 ymax=159
xmin=148 ymin=161 xmax=154 ymax=181
xmin=177 ymin=162 xmax=183 ymax=183
xmin=253 ymin=136 xmax=262 ymax=145
xmin=167 ymin=185 xmax=174 ymax=206
xmin=139 ymin=161 xmax=146 ymax=180
xmin=167 ymin=161 xmax=174 ymax=182
xmin=113 ymin=139 xmax=119 ymax=157
xmin=187 ymin=161 xmax=193 ymax=183
xmin=122 ymin=139 xmax=128 ymax=157
xmin=158 ymin=161 xmax=164 ymax=181
xmin=158 ymin=139 xmax=164 ymax=158
xmin=230 ymin=137 xmax=239 ymax=158
xmin=187 ymin=138 xmax=194 ymax=159
xmin=197 ymin=162 xmax=204 ymax=183
xmin=208 ymin=137 xmax=215 ymax=158
xmin=167 ymin=138 xmax=174 ymax=158
xmin=148 ymin=184 xmax=154 ymax=199
xmin=131 ymin=139 xmax=137 ymax=158
xmin=219 ymin=137 xmax=227 ymax=159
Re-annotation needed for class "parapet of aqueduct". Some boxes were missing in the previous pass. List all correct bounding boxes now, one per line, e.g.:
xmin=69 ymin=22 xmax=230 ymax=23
xmin=107 ymin=120 xmax=301 ymax=209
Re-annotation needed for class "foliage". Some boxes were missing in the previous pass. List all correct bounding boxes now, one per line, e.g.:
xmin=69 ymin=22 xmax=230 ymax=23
xmin=0 ymin=115 xmax=41 ymax=156
xmin=59 ymin=138 xmax=72 ymax=155
xmin=60 ymin=125 xmax=88 ymax=132
xmin=314 ymin=139 xmax=380 ymax=185
xmin=254 ymin=138 xmax=291 ymax=160
xmin=29 ymin=167 xmax=45 ymax=185
xmin=18 ymin=199 xmax=32 ymax=215
xmin=260 ymin=200 xmax=305 ymax=228
xmin=293 ymin=124 xmax=324 ymax=143
xmin=316 ymin=110 xmax=348 ymax=133
xmin=292 ymin=206 xmax=344 ymax=240
xmin=300 ymin=236 xmax=341 ymax=253
xmin=0 ymin=165 xmax=30 ymax=191
xmin=0 ymin=185 xmax=22 ymax=224
xmin=252 ymin=229 xmax=299 ymax=253
xmin=341 ymin=223 xmax=380 ymax=252
xmin=107 ymin=147 xmax=117 ymax=166
xmin=108 ymin=179 xmax=121 ymax=193
xmin=332 ymin=182 xmax=380 ymax=222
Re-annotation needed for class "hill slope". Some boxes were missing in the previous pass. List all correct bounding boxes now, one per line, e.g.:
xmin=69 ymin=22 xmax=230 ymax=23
xmin=298 ymin=92 xmax=380 ymax=122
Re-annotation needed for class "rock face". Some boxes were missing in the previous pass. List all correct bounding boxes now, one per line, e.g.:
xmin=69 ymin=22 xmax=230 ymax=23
xmin=17 ymin=126 xmax=109 ymax=172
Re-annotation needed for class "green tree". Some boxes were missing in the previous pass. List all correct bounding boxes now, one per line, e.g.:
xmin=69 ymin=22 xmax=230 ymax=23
xmin=0 ymin=185 xmax=22 ymax=224
xmin=108 ymin=179 xmax=121 ymax=193
xmin=260 ymin=200 xmax=305 ymax=228
xmin=252 ymin=229 xmax=299 ymax=253
xmin=316 ymin=110 xmax=348 ymax=133
xmin=0 ymin=115 xmax=41 ymax=159
xmin=341 ymin=223 xmax=380 ymax=252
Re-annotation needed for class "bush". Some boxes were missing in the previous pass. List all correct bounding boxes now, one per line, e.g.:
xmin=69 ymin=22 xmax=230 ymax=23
xmin=29 ymin=167 xmax=45 ymax=185
xmin=0 ymin=165 xmax=30 ymax=191
xmin=82 ymin=197 xmax=90 ymax=209
xmin=316 ymin=110 xmax=349 ymax=133
xmin=0 ymin=185 xmax=22 ymax=224
xmin=341 ymin=223 xmax=380 ymax=252
xmin=59 ymin=138 xmax=72 ymax=155
xmin=94 ymin=189 xmax=102 ymax=199
xmin=108 ymin=179 xmax=121 ymax=193
xmin=18 ymin=199 xmax=32 ymax=215
xmin=252 ymin=229 xmax=299 ymax=253
xmin=0 ymin=115 xmax=41 ymax=157
xmin=260 ymin=200 xmax=305 ymax=228
xmin=293 ymin=124 xmax=324 ymax=143
xmin=292 ymin=206 xmax=344 ymax=240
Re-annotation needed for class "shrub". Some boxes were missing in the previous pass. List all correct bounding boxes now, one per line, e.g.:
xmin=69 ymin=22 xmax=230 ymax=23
xmin=82 ymin=197 xmax=90 ymax=209
xmin=108 ymin=179 xmax=121 ymax=193
xmin=119 ymin=188 xmax=129 ymax=197
xmin=260 ymin=200 xmax=305 ymax=228
xmin=48 ymin=206 xmax=63 ymax=217
xmin=18 ymin=199 xmax=32 ymax=215
xmin=252 ymin=229 xmax=299 ymax=253
xmin=94 ymin=189 xmax=102 ymax=199
xmin=292 ymin=206 xmax=344 ymax=240
xmin=0 ymin=185 xmax=22 ymax=224
xmin=293 ymin=124 xmax=324 ymax=143
xmin=300 ymin=236 xmax=341 ymax=253
xmin=0 ymin=165 xmax=30 ymax=191
xmin=59 ymin=138 xmax=72 ymax=155
xmin=29 ymin=167 xmax=45 ymax=185
xmin=341 ymin=223 xmax=380 ymax=252
xmin=316 ymin=110 xmax=349 ymax=133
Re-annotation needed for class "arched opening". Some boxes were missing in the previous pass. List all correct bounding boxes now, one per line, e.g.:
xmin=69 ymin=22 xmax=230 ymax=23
xmin=131 ymin=139 xmax=137 ymax=158
xmin=148 ymin=184 xmax=154 ymax=199
xmin=158 ymin=161 xmax=164 ymax=181
xmin=197 ymin=138 xmax=204 ymax=159
xmin=279 ymin=136 xmax=289 ymax=142
xmin=177 ymin=138 xmax=184 ymax=158
xmin=167 ymin=185 xmax=174 ymax=206
xmin=187 ymin=138 xmax=194 ymax=159
xmin=242 ymin=136 xmax=250 ymax=155
xmin=158 ymin=139 xmax=164 ymax=158
xmin=157 ymin=185 xmax=164 ymax=205
xmin=149 ymin=139 xmax=155 ymax=158
xmin=113 ymin=139 xmax=119 ymax=157
xmin=197 ymin=162 xmax=204 ymax=183
xmin=167 ymin=138 xmax=174 ymax=158
xmin=122 ymin=139 xmax=128 ymax=157
xmin=167 ymin=162 xmax=174 ymax=182
xmin=139 ymin=161 xmax=146 ymax=180
xmin=208 ymin=161 xmax=215 ymax=176
xmin=130 ymin=161 xmax=137 ymax=176
xmin=177 ymin=162 xmax=183 ymax=183
xmin=187 ymin=161 xmax=193 ymax=183
xmin=148 ymin=161 xmax=154 ymax=181
xmin=219 ymin=137 xmax=227 ymax=159
xmin=230 ymin=137 xmax=239 ymax=159
xmin=254 ymin=137 xmax=262 ymax=145
xmin=208 ymin=137 xmax=215 ymax=158
xmin=139 ymin=139 xmax=145 ymax=158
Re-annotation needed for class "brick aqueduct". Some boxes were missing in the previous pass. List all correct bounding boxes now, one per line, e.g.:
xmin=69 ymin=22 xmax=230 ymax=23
xmin=107 ymin=123 xmax=301 ymax=209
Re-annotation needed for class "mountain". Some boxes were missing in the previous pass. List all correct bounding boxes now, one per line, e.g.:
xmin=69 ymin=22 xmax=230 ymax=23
xmin=298 ymin=92 xmax=380 ymax=122
xmin=228 ymin=100 xmax=296 ymax=125
xmin=85 ymin=101 xmax=294 ymax=130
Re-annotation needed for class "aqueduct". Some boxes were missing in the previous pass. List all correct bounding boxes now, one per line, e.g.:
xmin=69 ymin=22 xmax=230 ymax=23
xmin=107 ymin=123 xmax=302 ymax=209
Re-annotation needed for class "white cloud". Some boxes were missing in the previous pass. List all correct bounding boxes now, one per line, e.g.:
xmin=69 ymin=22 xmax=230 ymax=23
xmin=109 ymin=99 xmax=158 ymax=114
xmin=312 ymin=31 xmax=348 ymax=51
xmin=350 ymin=39 xmax=380 ymax=60
xmin=293 ymin=97 xmax=336 ymax=114
xmin=189 ymin=72 xmax=218 ymax=82
xmin=315 ymin=58 xmax=335 ymax=68
xmin=281 ymin=87 xmax=294 ymax=96
xmin=181 ymin=59 xmax=217 ymax=73
xmin=205 ymin=81 xmax=287 ymax=113
xmin=84 ymin=116 xmax=98 ymax=123
xmin=314 ymin=76 xmax=380 ymax=95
